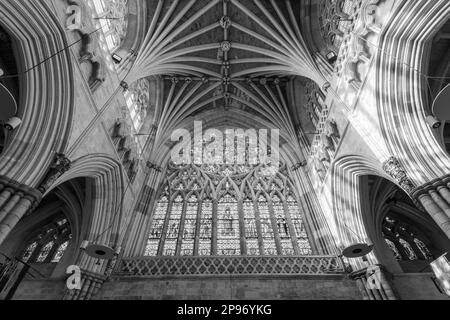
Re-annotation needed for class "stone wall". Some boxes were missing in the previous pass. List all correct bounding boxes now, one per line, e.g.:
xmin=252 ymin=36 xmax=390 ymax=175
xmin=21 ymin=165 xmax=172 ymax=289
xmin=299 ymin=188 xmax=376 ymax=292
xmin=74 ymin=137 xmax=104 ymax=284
xmin=12 ymin=273 xmax=450 ymax=300
xmin=13 ymin=279 xmax=66 ymax=300
xmin=392 ymin=273 xmax=449 ymax=300
xmin=95 ymin=275 xmax=362 ymax=300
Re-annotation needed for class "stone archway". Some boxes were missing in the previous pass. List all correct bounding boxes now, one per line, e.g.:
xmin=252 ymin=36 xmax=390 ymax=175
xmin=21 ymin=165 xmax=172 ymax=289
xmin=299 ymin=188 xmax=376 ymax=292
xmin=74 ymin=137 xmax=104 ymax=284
xmin=0 ymin=177 xmax=94 ymax=279
xmin=359 ymin=175 xmax=450 ymax=274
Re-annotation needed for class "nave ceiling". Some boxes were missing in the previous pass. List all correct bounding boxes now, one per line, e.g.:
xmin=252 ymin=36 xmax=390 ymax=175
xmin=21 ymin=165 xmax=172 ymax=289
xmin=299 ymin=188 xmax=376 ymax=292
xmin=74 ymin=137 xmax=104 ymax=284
xmin=122 ymin=0 xmax=327 ymax=165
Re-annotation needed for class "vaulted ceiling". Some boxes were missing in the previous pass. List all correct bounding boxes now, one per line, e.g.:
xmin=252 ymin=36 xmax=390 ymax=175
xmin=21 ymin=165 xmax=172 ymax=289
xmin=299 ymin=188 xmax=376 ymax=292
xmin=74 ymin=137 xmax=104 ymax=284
xmin=125 ymin=0 xmax=327 ymax=165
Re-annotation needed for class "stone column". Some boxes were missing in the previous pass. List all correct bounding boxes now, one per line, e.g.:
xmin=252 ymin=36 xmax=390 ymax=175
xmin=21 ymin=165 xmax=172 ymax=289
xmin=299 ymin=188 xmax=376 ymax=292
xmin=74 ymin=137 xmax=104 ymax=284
xmin=63 ymin=269 xmax=106 ymax=300
xmin=0 ymin=178 xmax=41 ymax=246
xmin=350 ymin=265 xmax=398 ymax=300
xmin=412 ymin=177 xmax=450 ymax=239
xmin=383 ymin=157 xmax=450 ymax=239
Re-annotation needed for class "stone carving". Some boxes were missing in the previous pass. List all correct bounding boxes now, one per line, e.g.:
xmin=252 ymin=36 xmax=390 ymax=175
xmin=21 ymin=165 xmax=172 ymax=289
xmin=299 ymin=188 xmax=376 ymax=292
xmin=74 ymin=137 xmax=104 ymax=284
xmin=111 ymin=118 xmax=140 ymax=182
xmin=128 ymin=79 xmax=150 ymax=123
xmin=318 ymin=146 xmax=331 ymax=163
xmin=66 ymin=0 xmax=106 ymax=91
xmin=146 ymin=162 xmax=162 ymax=173
xmin=105 ymin=0 xmax=129 ymax=38
xmin=38 ymin=153 xmax=72 ymax=193
xmin=220 ymin=16 xmax=231 ymax=29
xmin=334 ymin=0 xmax=381 ymax=87
xmin=325 ymin=119 xmax=340 ymax=138
xmin=220 ymin=41 xmax=232 ymax=52
xmin=321 ymin=134 xmax=335 ymax=152
xmin=292 ymin=161 xmax=308 ymax=171
xmin=382 ymin=157 xmax=416 ymax=193
xmin=344 ymin=0 xmax=381 ymax=84
xmin=314 ymin=157 xmax=327 ymax=180
xmin=361 ymin=0 xmax=382 ymax=33
xmin=319 ymin=0 xmax=350 ymax=52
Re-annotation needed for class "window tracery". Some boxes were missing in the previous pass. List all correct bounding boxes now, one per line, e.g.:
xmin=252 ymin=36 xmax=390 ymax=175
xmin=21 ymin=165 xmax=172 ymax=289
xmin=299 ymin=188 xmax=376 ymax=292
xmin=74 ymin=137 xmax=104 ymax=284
xmin=382 ymin=214 xmax=434 ymax=262
xmin=20 ymin=217 xmax=71 ymax=264
xmin=144 ymin=162 xmax=313 ymax=257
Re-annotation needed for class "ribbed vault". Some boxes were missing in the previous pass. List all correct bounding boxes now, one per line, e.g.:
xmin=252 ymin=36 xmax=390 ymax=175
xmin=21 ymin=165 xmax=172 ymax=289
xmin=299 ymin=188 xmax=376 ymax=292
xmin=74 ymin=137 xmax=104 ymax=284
xmin=121 ymin=0 xmax=329 ymax=167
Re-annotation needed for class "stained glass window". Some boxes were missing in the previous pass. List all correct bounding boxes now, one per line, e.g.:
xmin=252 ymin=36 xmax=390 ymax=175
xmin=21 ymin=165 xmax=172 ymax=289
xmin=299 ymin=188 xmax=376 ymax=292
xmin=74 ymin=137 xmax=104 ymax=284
xmin=180 ymin=195 xmax=198 ymax=256
xmin=218 ymin=194 xmax=240 ymax=255
xmin=382 ymin=214 xmax=434 ymax=262
xmin=287 ymin=195 xmax=312 ymax=255
xmin=198 ymin=199 xmax=212 ymax=255
xmin=20 ymin=217 xmax=71 ymax=264
xmin=414 ymin=238 xmax=433 ymax=260
xmin=37 ymin=241 xmax=54 ymax=263
xmin=399 ymin=238 xmax=418 ymax=260
xmin=259 ymin=195 xmax=277 ymax=255
xmin=163 ymin=195 xmax=183 ymax=256
xmin=145 ymin=195 xmax=168 ymax=256
xmin=385 ymin=238 xmax=401 ymax=260
xmin=22 ymin=242 xmax=37 ymax=263
xmin=52 ymin=241 xmax=69 ymax=263
xmin=144 ymin=162 xmax=313 ymax=257
xmin=273 ymin=195 xmax=294 ymax=255
xmin=244 ymin=199 xmax=259 ymax=255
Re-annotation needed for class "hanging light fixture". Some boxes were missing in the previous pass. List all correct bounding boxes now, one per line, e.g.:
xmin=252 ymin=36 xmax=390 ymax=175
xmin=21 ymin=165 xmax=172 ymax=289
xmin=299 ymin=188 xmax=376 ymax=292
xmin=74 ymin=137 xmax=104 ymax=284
xmin=340 ymin=222 xmax=374 ymax=258
xmin=80 ymin=240 xmax=121 ymax=260
xmin=342 ymin=242 xmax=374 ymax=258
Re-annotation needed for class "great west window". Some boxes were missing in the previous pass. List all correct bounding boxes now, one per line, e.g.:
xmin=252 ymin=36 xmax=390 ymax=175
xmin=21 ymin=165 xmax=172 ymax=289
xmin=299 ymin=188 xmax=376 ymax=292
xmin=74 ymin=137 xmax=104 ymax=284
xmin=144 ymin=162 xmax=312 ymax=256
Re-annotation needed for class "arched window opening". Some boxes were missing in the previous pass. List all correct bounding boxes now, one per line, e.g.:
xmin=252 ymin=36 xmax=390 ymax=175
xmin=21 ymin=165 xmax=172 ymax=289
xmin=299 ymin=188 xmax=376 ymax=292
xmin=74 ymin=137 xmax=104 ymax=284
xmin=22 ymin=242 xmax=38 ymax=263
xmin=36 ymin=241 xmax=55 ymax=263
xmin=382 ymin=215 xmax=434 ymax=262
xmin=398 ymin=238 xmax=418 ymax=261
xmin=20 ymin=217 xmax=72 ymax=264
xmin=414 ymin=238 xmax=434 ymax=261
xmin=52 ymin=241 xmax=70 ymax=263
xmin=384 ymin=238 xmax=402 ymax=260
xmin=144 ymin=162 xmax=313 ymax=257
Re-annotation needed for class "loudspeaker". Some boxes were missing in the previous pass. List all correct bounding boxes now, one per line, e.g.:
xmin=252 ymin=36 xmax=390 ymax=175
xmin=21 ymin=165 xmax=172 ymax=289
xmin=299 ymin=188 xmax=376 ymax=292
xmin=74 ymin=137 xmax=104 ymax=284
xmin=425 ymin=115 xmax=442 ymax=129
xmin=4 ymin=117 xmax=22 ymax=131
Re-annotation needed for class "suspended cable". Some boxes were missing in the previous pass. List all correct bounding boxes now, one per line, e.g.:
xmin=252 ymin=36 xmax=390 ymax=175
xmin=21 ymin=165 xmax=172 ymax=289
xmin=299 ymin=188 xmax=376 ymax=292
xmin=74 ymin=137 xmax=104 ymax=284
xmin=0 ymin=26 xmax=103 ymax=80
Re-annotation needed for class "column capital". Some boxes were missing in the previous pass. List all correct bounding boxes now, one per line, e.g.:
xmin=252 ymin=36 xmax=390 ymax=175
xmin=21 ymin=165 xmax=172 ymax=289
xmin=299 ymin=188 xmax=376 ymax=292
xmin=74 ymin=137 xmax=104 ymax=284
xmin=382 ymin=157 xmax=416 ymax=194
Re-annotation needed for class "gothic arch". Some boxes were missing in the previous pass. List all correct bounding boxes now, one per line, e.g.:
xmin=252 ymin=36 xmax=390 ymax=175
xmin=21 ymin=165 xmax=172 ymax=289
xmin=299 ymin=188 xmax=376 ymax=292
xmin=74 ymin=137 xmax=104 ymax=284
xmin=0 ymin=1 xmax=74 ymax=187
xmin=330 ymin=155 xmax=393 ymax=269
xmin=0 ymin=177 xmax=94 ymax=278
xmin=47 ymin=154 xmax=125 ymax=273
xmin=376 ymin=0 xmax=450 ymax=183
xmin=359 ymin=175 xmax=450 ymax=274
